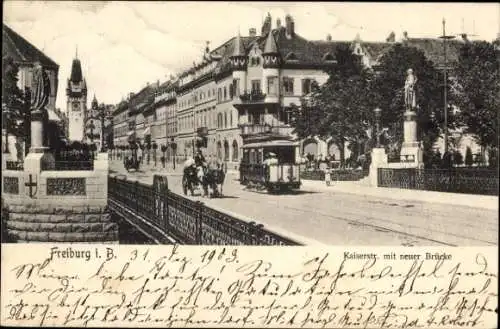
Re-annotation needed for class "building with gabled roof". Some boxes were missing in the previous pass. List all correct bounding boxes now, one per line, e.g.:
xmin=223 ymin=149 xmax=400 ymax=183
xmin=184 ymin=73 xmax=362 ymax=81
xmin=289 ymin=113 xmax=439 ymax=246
xmin=2 ymin=23 xmax=60 ymax=117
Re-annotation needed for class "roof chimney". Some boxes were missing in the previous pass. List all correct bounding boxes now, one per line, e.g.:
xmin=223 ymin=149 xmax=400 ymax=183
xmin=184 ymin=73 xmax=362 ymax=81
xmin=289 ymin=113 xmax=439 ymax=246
xmin=285 ymin=14 xmax=295 ymax=39
xmin=249 ymin=28 xmax=256 ymax=37
xmin=276 ymin=18 xmax=282 ymax=28
xmin=326 ymin=34 xmax=332 ymax=41
xmin=460 ymin=33 xmax=469 ymax=43
xmin=261 ymin=13 xmax=272 ymax=36
xmin=403 ymin=31 xmax=409 ymax=40
xmin=386 ymin=31 xmax=396 ymax=43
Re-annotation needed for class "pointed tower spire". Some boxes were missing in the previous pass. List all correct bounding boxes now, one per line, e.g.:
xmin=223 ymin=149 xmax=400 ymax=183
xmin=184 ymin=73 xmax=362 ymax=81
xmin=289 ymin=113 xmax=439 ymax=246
xmin=230 ymin=31 xmax=247 ymax=71
xmin=263 ymin=29 xmax=280 ymax=69
xmin=264 ymin=29 xmax=278 ymax=54
xmin=232 ymin=31 xmax=244 ymax=57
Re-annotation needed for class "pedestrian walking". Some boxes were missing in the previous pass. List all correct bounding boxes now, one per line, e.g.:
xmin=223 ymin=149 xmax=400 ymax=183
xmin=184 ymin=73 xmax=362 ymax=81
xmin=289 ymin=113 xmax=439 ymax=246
xmin=324 ymin=167 xmax=332 ymax=187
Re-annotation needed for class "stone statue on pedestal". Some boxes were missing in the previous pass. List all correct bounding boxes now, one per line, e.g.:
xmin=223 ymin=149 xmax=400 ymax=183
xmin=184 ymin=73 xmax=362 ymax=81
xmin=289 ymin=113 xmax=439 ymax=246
xmin=30 ymin=62 xmax=50 ymax=113
xmin=404 ymin=68 xmax=417 ymax=111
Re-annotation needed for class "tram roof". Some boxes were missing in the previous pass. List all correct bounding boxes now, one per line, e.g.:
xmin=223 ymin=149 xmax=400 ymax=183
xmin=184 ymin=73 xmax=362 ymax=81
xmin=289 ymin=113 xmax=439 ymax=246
xmin=241 ymin=140 xmax=300 ymax=149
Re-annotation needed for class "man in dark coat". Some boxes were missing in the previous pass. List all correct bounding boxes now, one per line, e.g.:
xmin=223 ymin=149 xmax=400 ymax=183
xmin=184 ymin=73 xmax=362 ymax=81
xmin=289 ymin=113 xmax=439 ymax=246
xmin=194 ymin=149 xmax=206 ymax=168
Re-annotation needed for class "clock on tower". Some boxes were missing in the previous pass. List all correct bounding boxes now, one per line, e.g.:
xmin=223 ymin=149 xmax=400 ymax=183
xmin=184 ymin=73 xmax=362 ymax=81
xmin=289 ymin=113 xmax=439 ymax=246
xmin=72 ymin=102 xmax=81 ymax=111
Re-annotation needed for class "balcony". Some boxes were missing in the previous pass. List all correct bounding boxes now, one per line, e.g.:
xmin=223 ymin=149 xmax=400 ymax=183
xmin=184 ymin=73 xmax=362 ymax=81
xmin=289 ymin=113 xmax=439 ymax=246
xmin=234 ymin=90 xmax=279 ymax=110
xmin=239 ymin=90 xmax=266 ymax=102
xmin=239 ymin=123 xmax=273 ymax=136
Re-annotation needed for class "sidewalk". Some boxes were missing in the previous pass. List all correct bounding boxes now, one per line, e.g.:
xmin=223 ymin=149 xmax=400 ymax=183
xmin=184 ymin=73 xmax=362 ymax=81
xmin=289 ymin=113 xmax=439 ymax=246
xmin=302 ymin=179 xmax=498 ymax=211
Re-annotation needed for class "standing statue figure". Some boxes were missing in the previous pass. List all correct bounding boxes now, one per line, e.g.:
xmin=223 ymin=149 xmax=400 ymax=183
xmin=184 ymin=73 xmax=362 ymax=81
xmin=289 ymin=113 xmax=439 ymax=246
xmin=404 ymin=68 xmax=417 ymax=111
xmin=30 ymin=62 xmax=50 ymax=113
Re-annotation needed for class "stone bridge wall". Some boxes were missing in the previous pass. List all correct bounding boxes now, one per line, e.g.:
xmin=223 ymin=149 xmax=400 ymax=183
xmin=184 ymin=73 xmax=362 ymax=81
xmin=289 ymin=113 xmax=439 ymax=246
xmin=1 ymin=153 xmax=116 ymax=243
xmin=3 ymin=201 xmax=118 ymax=243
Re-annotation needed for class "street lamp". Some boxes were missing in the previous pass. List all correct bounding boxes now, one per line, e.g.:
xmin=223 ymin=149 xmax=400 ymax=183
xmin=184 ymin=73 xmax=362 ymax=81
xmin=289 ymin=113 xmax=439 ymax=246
xmin=98 ymin=103 xmax=106 ymax=152
xmin=171 ymin=137 xmax=177 ymax=170
xmin=439 ymin=18 xmax=456 ymax=156
xmin=374 ymin=108 xmax=382 ymax=148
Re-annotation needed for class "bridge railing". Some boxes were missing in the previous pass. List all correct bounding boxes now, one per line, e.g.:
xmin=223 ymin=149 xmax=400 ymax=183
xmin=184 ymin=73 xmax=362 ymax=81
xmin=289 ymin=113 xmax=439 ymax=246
xmin=108 ymin=175 xmax=301 ymax=245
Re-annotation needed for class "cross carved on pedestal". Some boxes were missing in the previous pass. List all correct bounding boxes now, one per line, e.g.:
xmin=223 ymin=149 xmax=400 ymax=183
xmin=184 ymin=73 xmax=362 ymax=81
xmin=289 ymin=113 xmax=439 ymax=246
xmin=25 ymin=174 xmax=37 ymax=198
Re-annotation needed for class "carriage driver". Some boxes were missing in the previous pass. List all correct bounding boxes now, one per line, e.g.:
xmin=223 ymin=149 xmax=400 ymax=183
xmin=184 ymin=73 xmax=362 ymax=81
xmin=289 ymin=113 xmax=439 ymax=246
xmin=194 ymin=149 xmax=206 ymax=168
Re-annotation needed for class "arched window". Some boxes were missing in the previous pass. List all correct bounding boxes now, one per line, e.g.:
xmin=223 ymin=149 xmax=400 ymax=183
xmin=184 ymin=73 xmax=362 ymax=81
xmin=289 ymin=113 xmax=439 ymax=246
xmin=232 ymin=140 xmax=238 ymax=161
xmin=229 ymin=84 xmax=234 ymax=98
xmin=217 ymin=141 xmax=222 ymax=160
xmin=285 ymin=52 xmax=298 ymax=61
xmin=224 ymin=140 xmax=229 ymax=161
xmin=230 ymin=111 xmax=233 ymax=127
xmin=223 ymin=87 xmax=227 ymax=100
xmin=224 ymin=112 xmax=228 ymax=128
xmin=217 ymin=113 xmax=223 ymax=128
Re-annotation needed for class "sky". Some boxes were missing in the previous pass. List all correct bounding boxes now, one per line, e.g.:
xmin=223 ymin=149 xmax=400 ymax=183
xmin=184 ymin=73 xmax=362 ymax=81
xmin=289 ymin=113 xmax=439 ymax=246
xmin=4 ymin=1 xmax=499 ymax=111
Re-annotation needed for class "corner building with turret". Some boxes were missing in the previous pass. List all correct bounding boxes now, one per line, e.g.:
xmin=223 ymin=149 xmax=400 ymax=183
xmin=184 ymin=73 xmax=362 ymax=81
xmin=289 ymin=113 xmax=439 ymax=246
xmin=164 ymin=13 xmax=355 ymax=170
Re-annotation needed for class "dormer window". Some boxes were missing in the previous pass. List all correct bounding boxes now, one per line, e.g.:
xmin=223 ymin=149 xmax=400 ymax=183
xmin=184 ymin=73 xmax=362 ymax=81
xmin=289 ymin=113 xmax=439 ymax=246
xmin=323 ymin=53 xmax=334 ymax=61
xmin=285 ymin=52 xmax=298 ymax=61
xmin=250 ymin=57 xmax=260 ymax=66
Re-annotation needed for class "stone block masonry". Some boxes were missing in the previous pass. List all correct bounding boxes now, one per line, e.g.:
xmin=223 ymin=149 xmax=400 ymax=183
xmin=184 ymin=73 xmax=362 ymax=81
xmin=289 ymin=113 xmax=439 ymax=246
xmin=3 ymin=202 xmax=119 ymax=243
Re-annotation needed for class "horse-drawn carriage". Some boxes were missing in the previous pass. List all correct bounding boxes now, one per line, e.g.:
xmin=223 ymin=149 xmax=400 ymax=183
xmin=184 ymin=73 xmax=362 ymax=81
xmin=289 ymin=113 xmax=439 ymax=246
xmin=239 ymin=140 xmax=301 ymax=193
xmin=124 ymin=155 xmax=140 ymax=172
xmin=182 ymin=160 xmax=226 ymax=198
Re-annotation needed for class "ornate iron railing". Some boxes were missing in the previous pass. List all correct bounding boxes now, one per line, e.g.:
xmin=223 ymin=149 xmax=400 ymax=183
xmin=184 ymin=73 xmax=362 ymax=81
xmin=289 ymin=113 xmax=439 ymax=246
xmin=378 ymin=168 xmax=499 ymax=196
xmin=239 ymin=90 xmax=267 ymax=102
xmin=108 ymin=175 xmax=300 ymax=245
xmin=47 ymin=150 xmax=96 ymax=171
xmin=6 ymin=161 xmax=23 ymax=171
xmin=300 ymin=169 xmax=369 ymax=181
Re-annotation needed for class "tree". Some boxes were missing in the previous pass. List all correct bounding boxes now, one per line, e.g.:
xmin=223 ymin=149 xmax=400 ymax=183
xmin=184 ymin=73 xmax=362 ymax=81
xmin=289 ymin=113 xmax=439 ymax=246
xmin=2 ymin=57 xmax=25 ymax=152
xmin=465 ymin=146 xmax=473 ymax=167
xmin=453 ymin=41 xmax=499 ymax=149
xmin=453 ymin=150 xmax=463 ymax=167
xmin=290 ymin=44 xmax=373 ymax=166
xmin=368 ymin=44 xmax=448 ymax=160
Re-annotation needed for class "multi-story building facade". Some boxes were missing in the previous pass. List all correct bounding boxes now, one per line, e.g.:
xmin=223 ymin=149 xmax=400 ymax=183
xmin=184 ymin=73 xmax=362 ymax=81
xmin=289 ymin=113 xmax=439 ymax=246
xmin=127 ymin=82 xmax=159 ymax=146
xmin=166 ymin=14 xmax=346 ymax=168
xmin=112 ymin=99 xmax=130 ymax=148
xmin=83 ymin=95 xmax=102 ymax=149
xmin=151 ymin=80 xmax=178 ymax=160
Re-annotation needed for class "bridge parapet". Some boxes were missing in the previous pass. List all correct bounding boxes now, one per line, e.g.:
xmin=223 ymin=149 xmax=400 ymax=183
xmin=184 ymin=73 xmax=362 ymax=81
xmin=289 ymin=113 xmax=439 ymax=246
xmin=108 ymin=175 xmax=301 ymax=245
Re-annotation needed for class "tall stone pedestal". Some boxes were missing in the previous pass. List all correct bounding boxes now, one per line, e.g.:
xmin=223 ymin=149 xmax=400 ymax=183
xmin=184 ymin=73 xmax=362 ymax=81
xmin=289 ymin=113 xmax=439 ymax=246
xmin=369 ymin=147 xmax=388 ymax=187
xmin=400 ymin=111 xmax=424 ymax=168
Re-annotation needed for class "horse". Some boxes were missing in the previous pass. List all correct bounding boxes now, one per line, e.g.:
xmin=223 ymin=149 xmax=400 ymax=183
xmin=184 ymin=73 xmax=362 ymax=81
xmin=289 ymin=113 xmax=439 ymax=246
xmin=197 ymin=165 xmax=225 ymax=198
xmin=182 ymin=165 xmax=199 ymax=196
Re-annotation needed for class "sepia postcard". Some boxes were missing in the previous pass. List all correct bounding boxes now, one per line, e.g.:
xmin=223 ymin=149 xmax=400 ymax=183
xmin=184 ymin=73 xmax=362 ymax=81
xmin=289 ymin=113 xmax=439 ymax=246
xmin=1 ymin=1 xmax=498 ymax=328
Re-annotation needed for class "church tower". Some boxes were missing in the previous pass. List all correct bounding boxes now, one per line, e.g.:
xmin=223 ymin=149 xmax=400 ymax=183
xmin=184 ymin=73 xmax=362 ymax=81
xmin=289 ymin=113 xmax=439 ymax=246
xmin=66 ymin=48 xmax=87 ymax=141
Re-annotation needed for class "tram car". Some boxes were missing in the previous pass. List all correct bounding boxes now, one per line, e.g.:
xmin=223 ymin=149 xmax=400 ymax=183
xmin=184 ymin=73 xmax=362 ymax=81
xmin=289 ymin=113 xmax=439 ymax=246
xmin=239 ymin=140 xmax=301 ymax=193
